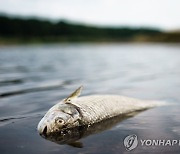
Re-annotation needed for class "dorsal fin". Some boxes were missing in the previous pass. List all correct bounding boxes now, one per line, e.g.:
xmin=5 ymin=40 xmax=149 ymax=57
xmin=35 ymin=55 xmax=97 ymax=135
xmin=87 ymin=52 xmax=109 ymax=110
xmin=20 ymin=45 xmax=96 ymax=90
xmin=64 ymin=86 xmax=83 ymax=103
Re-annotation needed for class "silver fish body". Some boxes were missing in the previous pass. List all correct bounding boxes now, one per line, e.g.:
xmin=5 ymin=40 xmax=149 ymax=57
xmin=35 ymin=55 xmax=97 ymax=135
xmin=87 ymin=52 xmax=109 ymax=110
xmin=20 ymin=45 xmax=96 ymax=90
xmin=69 ymin=95 xmax=156 ymax=125
xmin=37 ymin=86 xmax=158 ymax=135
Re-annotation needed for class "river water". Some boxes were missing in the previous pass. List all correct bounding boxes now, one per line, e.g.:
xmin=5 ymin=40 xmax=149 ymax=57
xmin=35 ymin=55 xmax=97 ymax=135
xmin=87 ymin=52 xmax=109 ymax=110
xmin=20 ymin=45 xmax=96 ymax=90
xmin=0 ymin=43 xmax=180 ymax=154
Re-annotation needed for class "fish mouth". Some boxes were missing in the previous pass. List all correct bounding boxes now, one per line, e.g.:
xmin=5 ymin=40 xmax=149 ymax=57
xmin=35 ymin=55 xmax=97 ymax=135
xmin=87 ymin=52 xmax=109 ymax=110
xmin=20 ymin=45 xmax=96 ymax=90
xmin=42 ymin=126 xmax=48 ymax=136
xmin=38 ymin=125 xmax=48 ymax=137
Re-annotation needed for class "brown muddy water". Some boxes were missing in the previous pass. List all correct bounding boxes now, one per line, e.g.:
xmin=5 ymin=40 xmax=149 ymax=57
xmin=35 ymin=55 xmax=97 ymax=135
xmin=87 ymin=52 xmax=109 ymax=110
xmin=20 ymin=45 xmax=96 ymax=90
xmin=0 ymin=43 xmax=180 ymax=154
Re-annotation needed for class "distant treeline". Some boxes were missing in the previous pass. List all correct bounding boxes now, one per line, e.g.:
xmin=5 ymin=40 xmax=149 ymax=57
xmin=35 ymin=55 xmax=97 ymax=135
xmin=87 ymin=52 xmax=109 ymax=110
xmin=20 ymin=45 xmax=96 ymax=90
xmin=0 ymin=15 xmax=180 ymax=43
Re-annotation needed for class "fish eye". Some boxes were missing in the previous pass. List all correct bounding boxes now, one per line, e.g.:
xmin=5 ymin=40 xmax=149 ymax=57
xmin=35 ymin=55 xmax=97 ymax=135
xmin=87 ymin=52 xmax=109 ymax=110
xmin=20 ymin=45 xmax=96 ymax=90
xmin=66 ymin=98 xmax=71 ymax=103
xmin=55 ymin=118 xmax=64 ymax=124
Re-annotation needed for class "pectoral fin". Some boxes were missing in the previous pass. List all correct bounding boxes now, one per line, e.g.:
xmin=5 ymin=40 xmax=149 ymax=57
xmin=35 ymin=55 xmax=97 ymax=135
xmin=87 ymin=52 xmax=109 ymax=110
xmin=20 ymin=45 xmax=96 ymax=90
xmin=65 ymin=86 xmax=83 ymax=103
xmin=67 ymin=141 xmax=83 ymax=148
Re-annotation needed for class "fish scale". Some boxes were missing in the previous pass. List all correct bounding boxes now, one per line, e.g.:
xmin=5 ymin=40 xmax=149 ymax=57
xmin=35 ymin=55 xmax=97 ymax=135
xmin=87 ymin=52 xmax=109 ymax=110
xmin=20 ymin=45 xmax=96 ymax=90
xmin=70 ymin=95 xmax=156 ymax=125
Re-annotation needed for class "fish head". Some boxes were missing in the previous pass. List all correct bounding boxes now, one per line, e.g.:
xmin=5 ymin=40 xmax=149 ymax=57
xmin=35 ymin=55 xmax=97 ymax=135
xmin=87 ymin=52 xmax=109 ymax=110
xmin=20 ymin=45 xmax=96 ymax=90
xmin=37 ymin=103 xmax=81 ymax=136
xmin=37 ymin=86 xmax=83 ymax=136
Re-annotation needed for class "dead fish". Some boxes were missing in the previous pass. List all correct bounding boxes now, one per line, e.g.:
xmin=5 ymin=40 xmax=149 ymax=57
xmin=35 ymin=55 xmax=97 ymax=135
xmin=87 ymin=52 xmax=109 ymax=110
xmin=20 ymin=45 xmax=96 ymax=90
xmin=37 ymin=86 xmax=161 ymax=136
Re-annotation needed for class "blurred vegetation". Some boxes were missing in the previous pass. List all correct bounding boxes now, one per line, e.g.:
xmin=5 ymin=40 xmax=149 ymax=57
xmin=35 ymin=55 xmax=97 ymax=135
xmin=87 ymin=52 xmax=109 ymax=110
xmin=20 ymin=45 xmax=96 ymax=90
xmin=0 ymin=15 xmax=180 ymax=44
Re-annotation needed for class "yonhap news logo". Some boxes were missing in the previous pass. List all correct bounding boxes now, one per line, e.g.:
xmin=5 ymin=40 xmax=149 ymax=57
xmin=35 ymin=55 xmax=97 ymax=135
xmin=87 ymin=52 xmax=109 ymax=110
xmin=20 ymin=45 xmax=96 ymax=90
xmin=123 ymin=134 xmax=180 ymax=151
xmin=124 ymin=134 xmax=138 ymax=151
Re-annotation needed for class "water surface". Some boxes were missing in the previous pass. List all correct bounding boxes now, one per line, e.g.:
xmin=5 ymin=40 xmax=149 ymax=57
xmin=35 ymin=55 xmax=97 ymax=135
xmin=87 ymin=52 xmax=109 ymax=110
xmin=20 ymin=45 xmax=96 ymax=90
xmin=0 ymin=43 xmax=180 ymax=154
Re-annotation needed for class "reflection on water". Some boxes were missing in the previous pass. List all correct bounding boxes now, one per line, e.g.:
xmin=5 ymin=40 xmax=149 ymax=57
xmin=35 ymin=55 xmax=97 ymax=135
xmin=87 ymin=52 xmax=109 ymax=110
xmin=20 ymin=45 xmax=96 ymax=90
xmin=0 ymin=43 xmax=180 ymax=154
xmin=44 ymin=111 xmax=145 ymax=148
